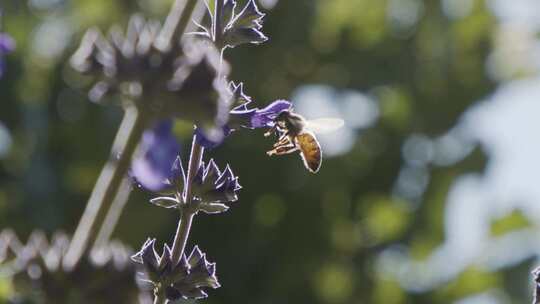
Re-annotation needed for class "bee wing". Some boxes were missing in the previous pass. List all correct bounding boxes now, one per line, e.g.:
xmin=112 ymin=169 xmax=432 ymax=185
xmin=304 ymin=118 xmax=345 ymax=134
xmin=296 ymin=132 xmax=322 ymax=173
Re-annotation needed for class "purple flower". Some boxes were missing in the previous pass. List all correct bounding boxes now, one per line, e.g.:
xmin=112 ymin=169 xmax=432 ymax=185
xmin=0 ymin=33 xmax=15 ymax=53
xmin=132 ymin=240 xmax=220 ymax=300
xmin=0 ymin=32 xmax=15 ymax=78
xmin=194 ymin=81 xmax=292 ymax=149
xmin=240 ymin=99 xmax=292 ymax=128
xmin=195 ymin=99 xmax=292 ymax=148
xmin=131 ymin=120 xmax=182 ymax=192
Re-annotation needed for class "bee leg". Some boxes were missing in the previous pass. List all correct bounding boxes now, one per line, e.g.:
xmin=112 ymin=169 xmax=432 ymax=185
xmin=267 ymin=142 xmax=298 ymax=156
xmin=264 ymin=126 xmax=277 ymax=137
xmin=271 ymin=146 xmax=300 ymax=156
xmin=273 ymin=133 xmax=291 ymax=147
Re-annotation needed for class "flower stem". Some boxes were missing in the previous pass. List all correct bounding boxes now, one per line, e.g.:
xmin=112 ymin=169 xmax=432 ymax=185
xmin=154 ymin=290 xmax=166 ymax=304
xmin=170 ymin=134 xmax=204 ymax=264
xmin=156 ymin=0 xmax=200 ymax=52
xmin=64 ymin=105 xmax=147 ymax=269
xmin=533 ymin=267 xmax=540 ymax=304
xmin=154 ymin=135 xmax=203 ymax=303
xmin=214 ymin=0 xmax=224 ymax=45
xmin=92 ymin=177 xmax=132 ymax=251
xmin=170 ymin=210 xmax=196 ymax=265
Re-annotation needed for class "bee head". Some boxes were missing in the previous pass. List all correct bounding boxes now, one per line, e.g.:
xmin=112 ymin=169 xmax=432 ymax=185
xmin=274 ymin=110 xmax=305 ymax=133
xmin=275 ymin=109 xmax=291 ymax=120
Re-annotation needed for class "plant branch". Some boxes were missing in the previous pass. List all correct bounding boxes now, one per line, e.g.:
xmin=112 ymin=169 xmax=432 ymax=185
xmin=156 ymin=0 xmax=200 ymax=52
xmin=63 ymin=105 xmax=147 ymax=270
xmin=170 ymin=134 xmax=204 ymax=265
xmin=533 ymin=267 xmax=540 ymax=304
xmin=154 ymin=290 xmax=166 ymax=304
xmin=92 ymin=177 xmax=132 ymax=251
xmin=153 ymin=135 xmax=203 ymax=304
xmin=213 ymin=0 xmax=224 ymax=45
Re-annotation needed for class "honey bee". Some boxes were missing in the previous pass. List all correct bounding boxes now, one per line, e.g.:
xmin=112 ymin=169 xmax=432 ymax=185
xmin=265 ymin=108 xmax=344 ymax=173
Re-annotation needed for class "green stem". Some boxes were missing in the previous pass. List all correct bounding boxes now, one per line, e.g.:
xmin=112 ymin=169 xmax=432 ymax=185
xmin=63 ymin=106 xmax=147 ymax=269
xmin=170 ymin=134 xmax=204 ymax=264
xmin=154 ymin=135 xmax=203 ymax=304
xmin=170 ymin=210 xmax=196 ymax=265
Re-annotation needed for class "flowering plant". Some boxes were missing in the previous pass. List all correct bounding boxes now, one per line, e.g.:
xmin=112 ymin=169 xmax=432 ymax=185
xmin=42 ymin=0 xmax=292 ymax=302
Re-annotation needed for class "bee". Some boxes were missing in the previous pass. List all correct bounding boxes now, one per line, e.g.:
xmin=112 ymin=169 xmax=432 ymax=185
xmin=265 ymin=108 xmax=344 ymax=173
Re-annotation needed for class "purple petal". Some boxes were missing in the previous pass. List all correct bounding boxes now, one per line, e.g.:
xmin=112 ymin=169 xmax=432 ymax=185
xmin=250 ymin=99 xmax=292 ymax=128
xmin=0 ymin=33 xmax=15 ymax=54
xmin=132 ymin=120 xmax=180 ymax=192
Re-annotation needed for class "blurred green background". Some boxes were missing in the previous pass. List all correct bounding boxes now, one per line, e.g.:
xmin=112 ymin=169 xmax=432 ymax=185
xmin=2 ymin=0 xmax=540 ymax=303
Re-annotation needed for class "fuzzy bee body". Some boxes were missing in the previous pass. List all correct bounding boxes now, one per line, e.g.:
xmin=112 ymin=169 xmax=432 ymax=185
xmin=295 ymin=131 xmax=322 ymax=173
xmin=266 ymin=109 xmax=342 ymax=173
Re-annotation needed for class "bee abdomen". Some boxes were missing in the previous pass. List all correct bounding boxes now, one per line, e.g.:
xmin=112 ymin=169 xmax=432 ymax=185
xmin=296 ymin=132 xmax=322 ymax=173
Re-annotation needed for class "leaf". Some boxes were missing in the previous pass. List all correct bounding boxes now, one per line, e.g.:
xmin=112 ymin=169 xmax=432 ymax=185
xmin=150 ymin=197 xmax=179 ymax=209
xmin=231 ymin=0 xmax=264 ymax=29
xmin=199 ymin=203 xmax=230 ymax=214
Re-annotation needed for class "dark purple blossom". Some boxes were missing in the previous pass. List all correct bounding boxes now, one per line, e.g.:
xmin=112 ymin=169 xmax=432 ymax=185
xmin=131 ymin=120 xmax=181 ymax=192
xmin=132 ymin=239 xmax=220 ymax=301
